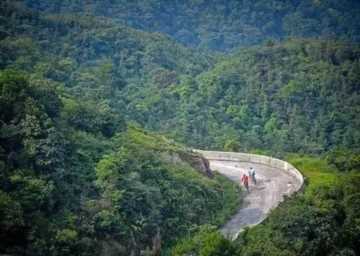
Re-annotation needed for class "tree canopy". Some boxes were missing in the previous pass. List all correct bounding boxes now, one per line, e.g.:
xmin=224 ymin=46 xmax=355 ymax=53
xmin=0 ymin=1 xmax=359 ymax=255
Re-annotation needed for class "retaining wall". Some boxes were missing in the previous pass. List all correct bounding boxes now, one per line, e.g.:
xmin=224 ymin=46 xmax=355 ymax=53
xmin=195 ymin=150 xmax=304 ymax=191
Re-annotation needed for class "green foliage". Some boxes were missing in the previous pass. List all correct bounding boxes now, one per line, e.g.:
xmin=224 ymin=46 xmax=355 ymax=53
xmin=223 ymin=139 xmax=240 ymax=152
xmin=177 ymin=157 xmax=360 ymax=256
xmin=91 ymin=127 xmax=241 ymax=251
xmin=0 ymin=69 xmax=122 ymax=254
xmin=124 ymin=40 xmax=360 ymax=154
xmin=0 ymin=2 xmax=359 ymax=255
xmin=21 ymin=0 xmax=360 ymax=51
xmin=326 ymin=148 xmax=360 ymax=172
xmin=0 ymin=70 xmax=241 ymax=254
xmin=1 ymin=3 xmax=359 ymax=156
xmin=0 ymin=190 xmax=24 ymax=233
xmin=287 ymin=155 xmax=338 ymax=193
xmin=55 ymin=229 xmax=79 ymax=255
xmin=235 ymin=159 xmax=360 ymax=256
xmin=172 ymin=226 xmax=237 ymax=256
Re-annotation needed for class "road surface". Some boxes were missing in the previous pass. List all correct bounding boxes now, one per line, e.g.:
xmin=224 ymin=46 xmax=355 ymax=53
xmin=208 ymin=159 xmax=302 ymax=240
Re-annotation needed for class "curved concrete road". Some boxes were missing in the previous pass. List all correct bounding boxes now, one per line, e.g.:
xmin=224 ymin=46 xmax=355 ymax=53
xmin=203 ymin=156 xmax=302 ymax=240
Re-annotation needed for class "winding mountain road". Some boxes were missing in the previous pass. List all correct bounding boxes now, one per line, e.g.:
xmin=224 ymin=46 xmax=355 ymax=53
xmin=196 ymin=150 xmax=303 ymax=240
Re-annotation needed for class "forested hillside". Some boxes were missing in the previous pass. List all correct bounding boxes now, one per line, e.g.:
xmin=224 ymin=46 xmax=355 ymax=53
xmin=0 ymin=2 xmax=239 ymax=255
xmin=2 ymin=2 xmax=359 ymax=157
xmin=0 ymin=63 xmax=240 ymax=256
xmin=126 ymin=40 xmax=360 ymax=157
xmin=0 ymin=1 xmax=213 ymax=106
xmin=22 ymin=0 xmax=360 ymax=51
xmin=1 ymin=0 xmax=360 ymax=255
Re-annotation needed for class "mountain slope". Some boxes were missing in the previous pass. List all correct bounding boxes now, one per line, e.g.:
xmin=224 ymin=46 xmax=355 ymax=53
xmin=4 ymin=2 xmax=359 ymax=156
xmin=0 ymin=1 xmax=213 ymax=106
xmin=22 ymin=0 xmax=360 ymax=51
xmin=1 ymin=1 xmax=360 ymax=255
xmin=126 ymin=39 xmax=360 ymax=154
xmin=0 ymin=69 xmax=240 ymax=255
xmin=0 ymin=4 xmax=239 ymax=255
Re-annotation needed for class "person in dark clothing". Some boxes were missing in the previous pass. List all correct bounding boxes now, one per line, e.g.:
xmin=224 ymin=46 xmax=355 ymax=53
xmin=250 ymin=167 xmax=256 ymax=185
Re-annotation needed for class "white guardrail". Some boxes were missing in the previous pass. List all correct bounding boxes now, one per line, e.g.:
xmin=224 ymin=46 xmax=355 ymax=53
xmin=194 ymin=150 xmax=304 ymax=191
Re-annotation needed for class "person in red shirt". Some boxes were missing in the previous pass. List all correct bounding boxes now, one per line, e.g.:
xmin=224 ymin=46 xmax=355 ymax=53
xmin=241 ymin=174 xmax=249 ymax=192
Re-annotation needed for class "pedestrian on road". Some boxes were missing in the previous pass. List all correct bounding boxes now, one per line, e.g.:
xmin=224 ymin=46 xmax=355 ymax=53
xmin=241 ymin=174 xmax=249 ymax=192
xmin=250 ymin=167 xmax=257 ymax=185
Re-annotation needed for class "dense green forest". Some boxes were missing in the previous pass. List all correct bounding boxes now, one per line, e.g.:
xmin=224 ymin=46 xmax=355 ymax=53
xmin=0 ymin=69 xmax=240 ymax=254
xmin=2 ymin=1 xmax=359 ymax=156
xmin=1 ymin=0 xmax=360 ymax=255
xmin=0 ymin=2 xmax=239 ymax=255
xmin=126 ymin=40 xmax=360 ymax=157
xmin=21 ymin=0 xmax=360 ymax=51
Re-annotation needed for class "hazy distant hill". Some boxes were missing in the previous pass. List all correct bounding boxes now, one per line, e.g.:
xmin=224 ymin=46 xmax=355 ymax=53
xmin=22 ymin=0 xmax=360 ymax=51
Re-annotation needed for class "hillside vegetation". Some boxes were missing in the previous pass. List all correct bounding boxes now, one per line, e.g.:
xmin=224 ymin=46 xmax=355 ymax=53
xmin=0 ymin=1 xmax=360 ymax=255
xmin=0 ymin=1 xmax=213 ymax=107
xmin=2 ymin=2 xmax=359 ymax=158
xmin=173 ymin=156 xmax=360 ymax=256
xmin=22 ymin=0 xmax=360 ymax=51
xmin=127 ymin=40 xmax=360 ymax=156
xmin=0 ymin=3 xmax=240 ymax=254
xmin=0 ymin=70 xmax=240 ymax=255
xmin=235 ymin=156 xmax=360 ymax=256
